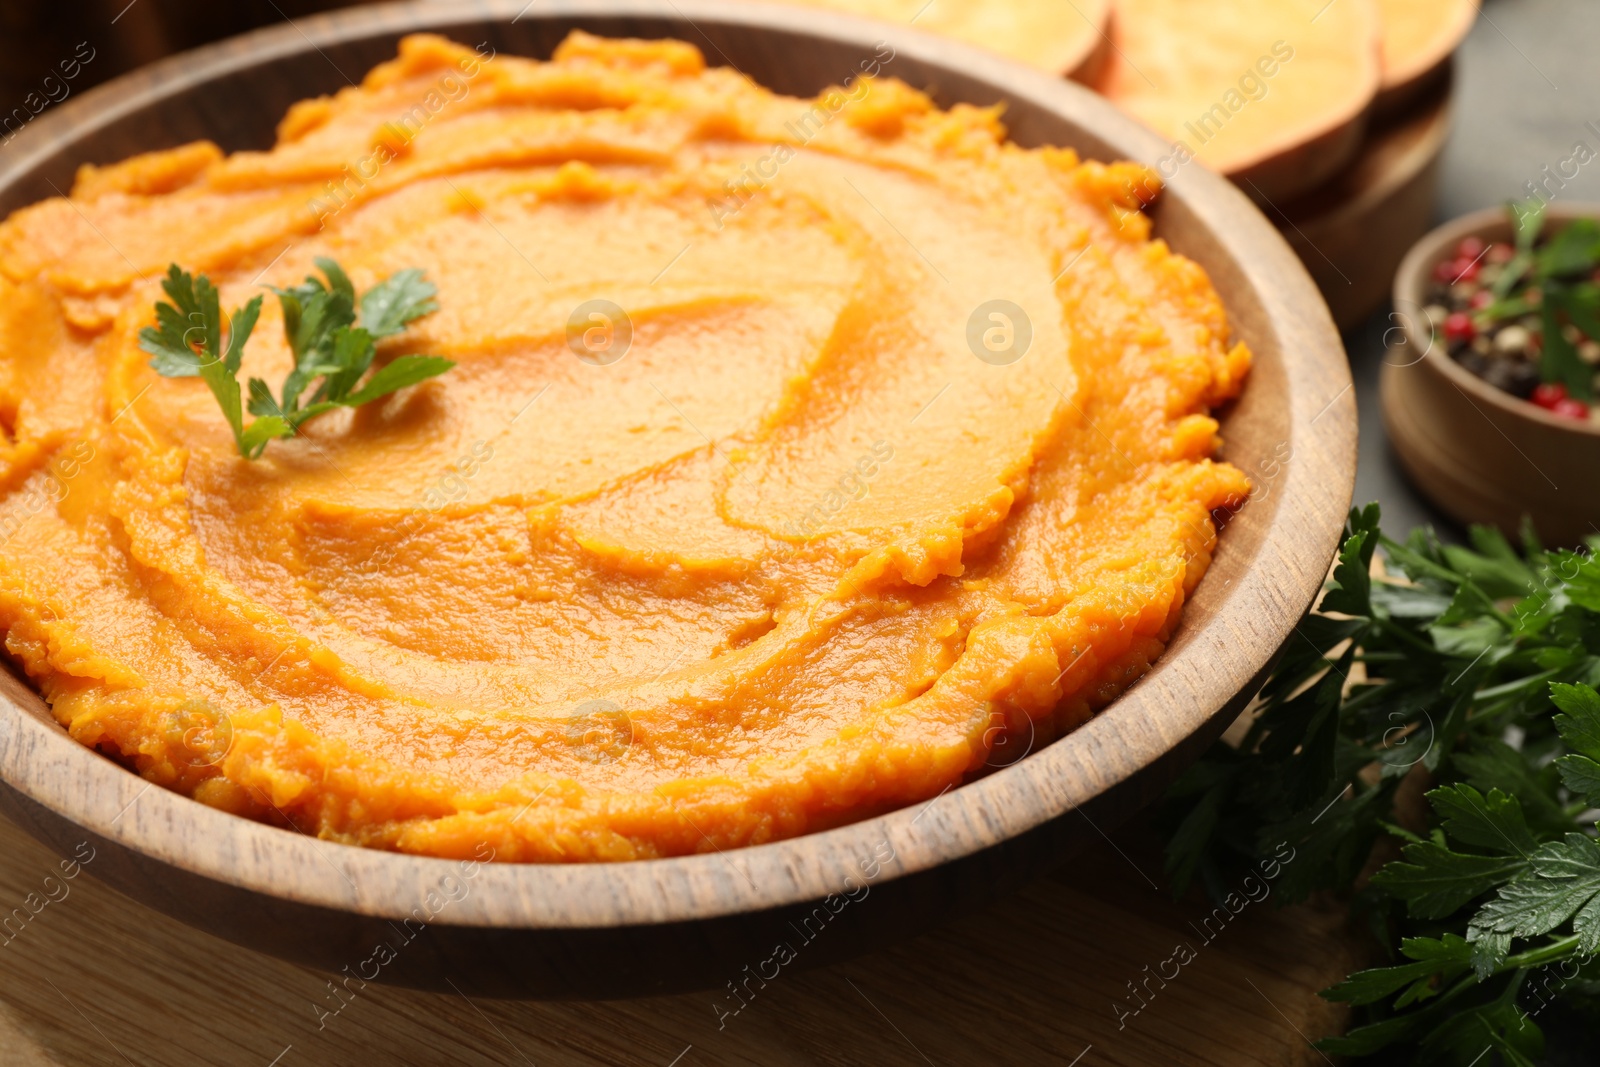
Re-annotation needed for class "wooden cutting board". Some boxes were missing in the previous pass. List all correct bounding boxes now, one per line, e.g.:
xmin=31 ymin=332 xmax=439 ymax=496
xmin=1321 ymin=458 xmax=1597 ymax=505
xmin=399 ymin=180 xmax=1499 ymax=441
xmin=1277 ymin=67 xmax=1454 ymax=332
xmin=0 ymin=809 xmax=1360 ymax=1067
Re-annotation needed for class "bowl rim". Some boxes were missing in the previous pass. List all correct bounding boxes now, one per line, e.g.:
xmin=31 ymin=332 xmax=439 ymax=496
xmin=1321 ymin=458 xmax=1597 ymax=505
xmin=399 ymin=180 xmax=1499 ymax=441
xmin=1394 ymin=200 xmax=1600 ymax=437
xmin=0 ymin=0 xmax=1355 ymax=929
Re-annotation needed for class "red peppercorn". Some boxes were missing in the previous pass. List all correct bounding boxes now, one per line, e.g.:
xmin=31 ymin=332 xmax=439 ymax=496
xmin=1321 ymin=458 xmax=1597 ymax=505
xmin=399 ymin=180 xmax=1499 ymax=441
xmin=1550 ymin=397 xmax=1590 ymax=420
xmin=1469 ymin=290 xmax=1494 ymax=309
xmin=1443 ymin=312 xmax=1475 ymax=344
xmin=1456 ymin=235 xmax=1487 ymax=260
xmin=1452 ymin=259 xmax=1481 ymax=284
xmin=1532 ymin=382 xmax=1568 ymax=409
xmin=1433 ymin=258 xmax=1463 ymax=284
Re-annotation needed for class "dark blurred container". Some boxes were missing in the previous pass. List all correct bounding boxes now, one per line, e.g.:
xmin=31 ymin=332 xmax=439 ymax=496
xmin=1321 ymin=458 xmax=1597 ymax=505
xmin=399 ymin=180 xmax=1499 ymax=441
xmin=0 ymin=0 xmax=373 ymax=115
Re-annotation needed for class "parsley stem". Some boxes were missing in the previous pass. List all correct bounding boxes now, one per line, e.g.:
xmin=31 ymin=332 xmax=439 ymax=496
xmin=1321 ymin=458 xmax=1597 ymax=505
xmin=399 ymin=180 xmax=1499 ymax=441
xmin=1432 ymin=969 xmax=1503 ymax=1012
xmin=1502 ymin=934 xmax=1581 ymax=970
xmin=1474 ymin=668 xmax=1561 ymax=703
xmin=1372 ymin=616 xmax=1443 ymax=656
xmin=1378 ymin=536 xmax=1462 ymax=585
xmin=1340 ymin=684 xmax=1401 ymax=717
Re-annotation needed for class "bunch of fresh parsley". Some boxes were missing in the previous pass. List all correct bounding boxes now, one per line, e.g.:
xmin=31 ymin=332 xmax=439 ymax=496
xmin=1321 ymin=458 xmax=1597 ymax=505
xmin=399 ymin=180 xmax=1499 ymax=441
xmin=138 ymin=258 xmax=454 ymax=458
xmin=1481 ymin=199 xmax=1600 ymax=399
xmin=1160 ymin=505 xmax=1600 ymax=1064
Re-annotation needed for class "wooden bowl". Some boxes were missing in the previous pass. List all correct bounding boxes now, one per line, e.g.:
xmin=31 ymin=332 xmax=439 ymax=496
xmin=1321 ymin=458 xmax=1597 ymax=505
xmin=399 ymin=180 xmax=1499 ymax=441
xmin=0 ymin=0 xmax=1355 ymax=998
xmin=1384 ymin=203 xmax=1600 ymax=546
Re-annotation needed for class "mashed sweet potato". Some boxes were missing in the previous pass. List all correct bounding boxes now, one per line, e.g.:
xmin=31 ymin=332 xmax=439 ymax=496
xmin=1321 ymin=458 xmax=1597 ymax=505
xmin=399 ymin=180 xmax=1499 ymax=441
xmin=0 ymin=33 xmax=1248 ymax=861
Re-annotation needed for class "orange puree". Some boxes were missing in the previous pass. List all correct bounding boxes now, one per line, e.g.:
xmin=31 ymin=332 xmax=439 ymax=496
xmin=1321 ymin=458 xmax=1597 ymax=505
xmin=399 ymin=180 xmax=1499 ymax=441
xmin=0 ymin=33 xmax=1249 ymax=861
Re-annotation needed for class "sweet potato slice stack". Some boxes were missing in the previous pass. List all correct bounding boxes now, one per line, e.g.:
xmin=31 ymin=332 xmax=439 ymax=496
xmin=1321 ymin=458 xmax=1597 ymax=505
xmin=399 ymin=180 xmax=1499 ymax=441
xmin=1095 ymin=0 xmax=1382 ymax=202
xmin=770 ymin=0 xmax=1474 ymax=212
xmin=779 ymin=0 xmax=1112 ymax=82
xmin=1374 ymin=0 xmax=1478 ymax=110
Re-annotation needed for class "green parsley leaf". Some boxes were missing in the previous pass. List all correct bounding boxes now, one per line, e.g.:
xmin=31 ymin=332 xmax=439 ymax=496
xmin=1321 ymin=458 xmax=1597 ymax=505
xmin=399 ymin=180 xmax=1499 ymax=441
xmin=1515 ymin=213 xmax=1600 ymax=398
xmin=360 ymin=267 xmax=438 ymax=339
xmin=1560 ymin=283 xmax=1600 ymax=345
xmin=1540 ymin=287 xmax=1592 ymax=398
xmin=1471 ymin=834 xmax=1600 ymax=955
xmin=1371 ymin=842 xmax=1527 ymax=920
xmin=1316 ymin=1012 xmax=1427 ymax=1057
xmin=1552 ymin=682 xmax=1600 ymax=807
xmin=1322 ymin=934 xmax=1473 ymax=1006
xmin=1564 ymin=552 xmax=1600 ymax=613
xmin=1512 ymin=197 xmax=1546 ymax=252
xmin=1470 ymin=930 xmax=1513 ymax=980
xmin=1461 ymin=526 xmax=1532 ymax=590
xmin=341 ymin=354 xmax=455 ymax=407
xmin=144 ymin=259 xmax=453 ymax=458
xmin=315 ymin=255 xmax=356 ymax=304
xmin=138 ymin=265 xmax=222 ymax=376
xmin=238 ymin=415 xmax=294 ymax=456
xmin=1556 ymin=755 xmax=1600 ymax=806
xmin=1455 ymin=737 xmax=1576 ymax=838
xmin=312 ymin=326 xmax=378 ymax=405
xmin=1368 ymin=579 xmax=1453 ymax=620
xmin=222 ymin=291 xmax=260 ymax=374
xmin=1320 ymin=504 xmax=1379 ymax=616
xmin=1423 ymin=992 xmax=1545 ymax=1067
xmin=1430 ymin=785 xmax=1538 ymax=857
xmin=246 ymin=376 xmax=283 ymax=419
xmin=138 ymin=266 xmax=272 ymax=456
xmin=1537 ymin=217 xmax=1600 ymax=279
xmin=272 ymin=279 xmax=356 ymax=414
xmin=1429 ymin=615 xmax=1504 ymax=658
xmin=1490 ymin=199 xmax=1546 ymax=301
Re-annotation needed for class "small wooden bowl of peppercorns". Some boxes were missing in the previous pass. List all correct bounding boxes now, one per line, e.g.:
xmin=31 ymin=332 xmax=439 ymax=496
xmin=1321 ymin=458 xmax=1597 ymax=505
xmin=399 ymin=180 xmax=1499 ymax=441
xmin=1382 ymin=201 xmax=1600 ymax=545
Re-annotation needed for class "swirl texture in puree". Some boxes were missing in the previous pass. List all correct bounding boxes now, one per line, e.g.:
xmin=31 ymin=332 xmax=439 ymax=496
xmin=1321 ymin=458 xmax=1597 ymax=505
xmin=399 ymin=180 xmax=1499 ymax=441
xmin=0 ymin=33 xmax=1250 ymax=861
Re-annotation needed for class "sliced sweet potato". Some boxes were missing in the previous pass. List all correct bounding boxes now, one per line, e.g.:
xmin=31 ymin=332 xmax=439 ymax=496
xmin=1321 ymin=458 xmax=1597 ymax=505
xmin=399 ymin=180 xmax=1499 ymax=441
xmin=1096 ymin=0 xmax=1382 ymax=203
xmin=1374 ymin=0 xmax=1477 ymax=112
xmin=779 ymin=0 xmax=1112 ymax=82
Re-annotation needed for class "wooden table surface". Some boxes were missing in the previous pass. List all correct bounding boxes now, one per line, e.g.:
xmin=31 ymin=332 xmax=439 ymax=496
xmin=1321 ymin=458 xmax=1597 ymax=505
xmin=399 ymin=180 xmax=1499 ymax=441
xmin=0 ymin=808 xmax=1358 ymax=1067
